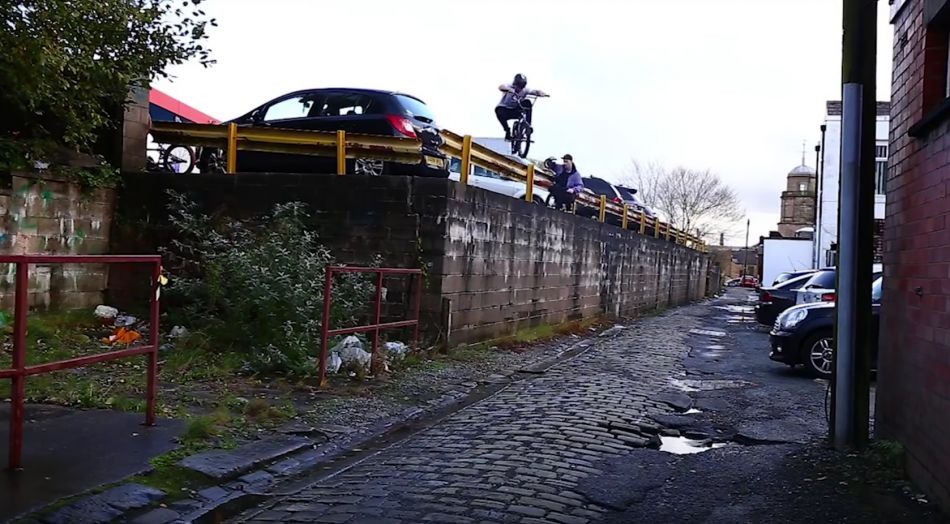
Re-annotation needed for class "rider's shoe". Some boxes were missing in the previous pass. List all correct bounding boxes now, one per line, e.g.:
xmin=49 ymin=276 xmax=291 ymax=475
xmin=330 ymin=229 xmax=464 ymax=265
xmin=504 ymin=130 xmax=512 ymax=141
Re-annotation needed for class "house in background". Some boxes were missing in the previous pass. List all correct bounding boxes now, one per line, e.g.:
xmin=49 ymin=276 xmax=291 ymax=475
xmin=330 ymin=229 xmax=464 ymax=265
xmin=815 ymin=100 xmax=889 ymax=267
xmin=777 ymin=162 xmax=817 ymax=239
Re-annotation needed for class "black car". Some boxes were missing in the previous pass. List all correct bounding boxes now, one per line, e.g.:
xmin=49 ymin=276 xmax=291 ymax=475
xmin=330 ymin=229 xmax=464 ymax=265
xmin=198 ymin=88 xmax=446 ymax=177
xmin=769 ymin=276 xmax=882 ymax=378
xmin=754 ymin=272 xmax=815 ymax=326
xmin=574 ymin=176 xmax=627 ymax=224
xmin=771 ymin=269 xmax=817 ymax=287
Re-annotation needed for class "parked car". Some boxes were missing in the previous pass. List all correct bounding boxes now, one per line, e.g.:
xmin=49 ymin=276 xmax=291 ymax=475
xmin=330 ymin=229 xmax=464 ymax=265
xmin=575 ymin=176 xmax=622 ymax=220
xmin=769 ymin=276 xmax=882 ymax=377
xmin=614 ymin=185 xmax=657 ymax=219
xmin=198 ymin=88 xmax=447 ymax=177
xmin=771 ymin=269 xmax=817 ymax=287
xmin=448 ymin=159 xmax=550 ymax=205
xmin=725 ymin=278 xmax=741 ymax=287
xmin=741 ymin=275 xmax=759 ymax=288
xmin=754 ymin=272 xmax=817 ymax=326
xmin=798 ymin=263 xmax=883 ymax=304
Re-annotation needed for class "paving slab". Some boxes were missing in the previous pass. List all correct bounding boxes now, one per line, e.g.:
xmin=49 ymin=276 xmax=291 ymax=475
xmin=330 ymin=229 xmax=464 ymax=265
xmin=0 ymin=404 xmax=183 ymax=521
xmin=179 ymin=435 xmax=311 ymax=479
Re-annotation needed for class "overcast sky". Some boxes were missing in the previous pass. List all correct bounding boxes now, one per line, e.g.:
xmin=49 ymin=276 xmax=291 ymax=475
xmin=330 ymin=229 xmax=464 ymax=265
xmin=154 ymin=0 xmax=895 ymax=244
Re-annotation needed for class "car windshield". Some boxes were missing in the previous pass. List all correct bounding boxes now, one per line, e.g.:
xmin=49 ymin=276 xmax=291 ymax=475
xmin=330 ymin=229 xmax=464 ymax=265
xmin=615 ymin=186 xmax=637 ymax=201
xmin=396 ymin=95 xmax=436 ymax=123
xmin=804 ymin=270 xmax=836 ymax=289
xmin=872 ymin=277 xmax=883 ymax=302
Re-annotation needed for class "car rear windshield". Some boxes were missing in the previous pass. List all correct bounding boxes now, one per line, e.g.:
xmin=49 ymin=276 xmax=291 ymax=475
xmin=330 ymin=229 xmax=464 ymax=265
xmin=583 ymin=178 xmax=617 ymax=197
xmin=396 ymin=95 xmax=436 ymax=123
xmin=615 ymin=186 xmax=636 ymax=201
xmin=775 ymin=273 xmax=813 ymax=289
xmin=805 ymin=270 xmax=836 ymax=289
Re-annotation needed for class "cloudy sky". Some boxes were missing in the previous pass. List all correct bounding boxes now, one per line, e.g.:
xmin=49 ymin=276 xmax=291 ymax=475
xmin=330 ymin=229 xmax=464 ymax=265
xmin=155 ymin=0 xmax=895 ymax=244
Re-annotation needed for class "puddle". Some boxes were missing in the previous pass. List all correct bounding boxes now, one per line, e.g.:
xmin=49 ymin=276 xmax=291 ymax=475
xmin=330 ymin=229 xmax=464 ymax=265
xmin=659 ymin=436 xmax=728 ymax=455
xmin=684 ymin=408 xmax=703 ymax=414
xmin=689 ymin=329 xmax=726 ymax=337
xmin=705 ymin=345 xmax=726 ymax=350
xmin=670 ymin=378 xmax=755 ymax=392
xmin=714 ymin=305 xmax=755 ymax=314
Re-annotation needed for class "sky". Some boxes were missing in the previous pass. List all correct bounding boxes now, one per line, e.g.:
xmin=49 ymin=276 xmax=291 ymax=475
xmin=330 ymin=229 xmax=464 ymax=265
xmin=154 ymin=0 xmax=895 ymax=245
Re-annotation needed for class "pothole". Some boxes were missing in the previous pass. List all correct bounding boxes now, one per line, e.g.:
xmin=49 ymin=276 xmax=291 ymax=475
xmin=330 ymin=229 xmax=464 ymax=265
xmin=658 ymin=436 xmax=729 ymax=455
xmin=670 ymin=378 xmax=755 ymax=392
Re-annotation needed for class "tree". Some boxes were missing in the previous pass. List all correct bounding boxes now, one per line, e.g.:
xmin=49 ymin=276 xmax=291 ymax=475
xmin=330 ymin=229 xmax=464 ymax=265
xmin=623 ymin=161 xmax=745 ymax=242
xmin=0 ymin=0 xmax=215 ymax=152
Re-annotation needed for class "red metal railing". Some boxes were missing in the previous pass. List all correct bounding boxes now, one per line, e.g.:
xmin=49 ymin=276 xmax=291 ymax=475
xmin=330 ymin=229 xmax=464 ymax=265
xmin=319 ymin=266 xmax=423 ymax=386
xmin=0 ymin=255 xmax=162 ymax=470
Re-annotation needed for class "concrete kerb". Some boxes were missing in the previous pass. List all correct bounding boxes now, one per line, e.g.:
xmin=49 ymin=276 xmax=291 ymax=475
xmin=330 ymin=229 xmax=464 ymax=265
xmin=33 ymin=325 xmax=629 ymax=524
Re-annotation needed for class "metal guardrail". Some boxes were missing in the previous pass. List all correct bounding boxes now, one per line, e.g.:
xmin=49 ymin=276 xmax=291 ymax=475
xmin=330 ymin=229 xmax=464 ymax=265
xmin=319 ymin=266 xmax=422 ymax=386
xmin=148 ymin=122 xmax=708 ymax=252
xmin=0 ymin=255 xmax=163 ymax=469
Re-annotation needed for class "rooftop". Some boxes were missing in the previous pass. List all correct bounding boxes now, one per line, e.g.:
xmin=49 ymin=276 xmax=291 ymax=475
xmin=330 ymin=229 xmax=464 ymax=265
xmin=826 ymin=100 xmax=891 ymax=117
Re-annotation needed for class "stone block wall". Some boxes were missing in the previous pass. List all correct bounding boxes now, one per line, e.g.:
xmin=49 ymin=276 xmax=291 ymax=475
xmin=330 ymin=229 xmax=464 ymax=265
xmin=0 ymin=172 xmax=114 ymax=310
xmin=114 ymin=172 xmax=711 ymax=346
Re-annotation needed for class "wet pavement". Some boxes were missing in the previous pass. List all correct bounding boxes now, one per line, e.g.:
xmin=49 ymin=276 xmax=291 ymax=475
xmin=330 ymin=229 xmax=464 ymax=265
xmin=229 ymin=289 xmax=946 ymax=524
xmin=0 ymin=404 xmax=183 ymax=521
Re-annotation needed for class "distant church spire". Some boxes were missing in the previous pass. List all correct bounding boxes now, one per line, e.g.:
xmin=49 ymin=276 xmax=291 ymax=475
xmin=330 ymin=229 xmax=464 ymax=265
xmin=801 ymin=140 xmax=807 ymax=165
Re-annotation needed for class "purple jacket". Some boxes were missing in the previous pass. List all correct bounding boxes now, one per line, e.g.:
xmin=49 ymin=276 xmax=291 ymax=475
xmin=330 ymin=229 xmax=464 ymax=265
xmin=548 ymin=162 xmax=584 ymax=193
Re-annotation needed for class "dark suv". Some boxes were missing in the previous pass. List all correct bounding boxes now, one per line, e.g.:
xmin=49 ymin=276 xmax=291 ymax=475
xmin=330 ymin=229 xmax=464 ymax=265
xmin=198 ymin=88 xmax=446 ymax=177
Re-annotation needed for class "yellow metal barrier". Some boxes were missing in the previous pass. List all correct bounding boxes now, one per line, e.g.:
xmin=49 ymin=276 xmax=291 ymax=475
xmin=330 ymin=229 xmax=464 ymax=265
xmin=337 ymin=130 xmax=346 ymax=175
xmin=149 ymin=122 xmax=707 ymax=252
xmin=525 ymin=164 xmax=535 ymax=203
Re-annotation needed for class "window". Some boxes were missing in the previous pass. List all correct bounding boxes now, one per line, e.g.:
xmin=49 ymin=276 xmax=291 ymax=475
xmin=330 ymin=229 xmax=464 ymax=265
xmin=798 ymin=183 xmax=808 ymax=192
xmin=395 ymin=95 xmax=436 ymax=123
xmin=583 ymin=177 xmax=618 ymax=198
xmin=263 ymin=95 xmax=317 ymax=121
xmin=313 ymin=93 xmax=374 ymax=117
xmin=876 ymin=160 xmax=888 ymax=194
xmin=872 ymin=277 xmax=883 ymax=303
xmin=875 ymin=145 xmax=888 ymax=158
xmin=805 ymin=270 xmax=836 ymax=289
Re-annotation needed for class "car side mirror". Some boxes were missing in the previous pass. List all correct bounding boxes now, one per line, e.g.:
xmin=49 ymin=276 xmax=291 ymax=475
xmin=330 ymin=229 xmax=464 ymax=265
xmin=250 ymin=109 xmax=264 ymax=123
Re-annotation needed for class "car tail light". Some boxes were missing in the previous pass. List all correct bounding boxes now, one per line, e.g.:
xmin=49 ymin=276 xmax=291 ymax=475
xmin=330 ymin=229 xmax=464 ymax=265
xmin=821 ymin=292 xmax=836 ymax=301
xmin=761 ymin=291 xmax=773 ymax=304
xmin=386 ymin=114 xmax=417 ymax=138
xmin=613 ymin=197 xmax=623 ymax=204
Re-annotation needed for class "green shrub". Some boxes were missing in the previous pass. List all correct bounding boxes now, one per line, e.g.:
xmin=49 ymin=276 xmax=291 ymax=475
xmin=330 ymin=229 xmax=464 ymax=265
xmin=163 ymin=191 xmax=376 ymax=377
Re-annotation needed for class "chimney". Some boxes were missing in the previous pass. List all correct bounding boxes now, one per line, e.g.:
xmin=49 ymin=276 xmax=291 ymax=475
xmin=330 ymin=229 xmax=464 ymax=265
xmin=719 ymin=233 xmax=724 ymax=246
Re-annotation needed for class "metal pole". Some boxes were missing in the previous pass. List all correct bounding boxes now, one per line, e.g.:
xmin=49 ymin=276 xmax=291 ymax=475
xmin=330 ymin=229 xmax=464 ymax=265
xmin=319 ymin=267 xmax=334 ymax=387
xmin=816 ymin=124 xmax=828 ymax=267
xmin=9 ymin=262 xmax=28 ymax=470
xmin=743 ymin=219 xmax=750 ymax=278
xmin=370 ymin=272 xmax=384 ymax=375
xmin=146 ymin=262 xmax=160 ymax=427
xmin=834 ymin=0 xmax=876 ymax=450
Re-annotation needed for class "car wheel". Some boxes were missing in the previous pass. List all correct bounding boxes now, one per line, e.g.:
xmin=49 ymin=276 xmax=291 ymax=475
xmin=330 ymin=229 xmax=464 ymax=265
xmin=353 ymin=158 xmax=386 ymax=176
xmin=803 ymin=332 xmax=834 ymax=378
xmin=532 ymin=196 xmax=546 ymax=206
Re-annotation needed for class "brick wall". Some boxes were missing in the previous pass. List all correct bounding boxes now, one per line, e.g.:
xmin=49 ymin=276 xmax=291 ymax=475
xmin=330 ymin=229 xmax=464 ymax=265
xmin=0 ymin=172 xmax=114 ymax=310
xmin=879 ymin=0 xmax=950 ymax=512
xmin=114 ymin=173 xmax=710 ymax=346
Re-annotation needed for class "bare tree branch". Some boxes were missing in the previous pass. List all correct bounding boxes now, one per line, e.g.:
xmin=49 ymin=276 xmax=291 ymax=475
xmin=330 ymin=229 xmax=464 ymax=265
xmin=621 ymin=161 xmax=745 ymax=243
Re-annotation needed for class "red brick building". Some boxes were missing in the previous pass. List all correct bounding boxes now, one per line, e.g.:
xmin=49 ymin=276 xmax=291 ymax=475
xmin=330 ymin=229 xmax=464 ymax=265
xmin=879 ymin=0 xmax=950 ymax=511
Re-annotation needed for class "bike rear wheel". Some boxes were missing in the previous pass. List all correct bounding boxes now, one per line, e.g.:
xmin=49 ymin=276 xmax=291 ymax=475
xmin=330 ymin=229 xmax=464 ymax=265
xmin=162 ymin=145 xmax=196 ymax=174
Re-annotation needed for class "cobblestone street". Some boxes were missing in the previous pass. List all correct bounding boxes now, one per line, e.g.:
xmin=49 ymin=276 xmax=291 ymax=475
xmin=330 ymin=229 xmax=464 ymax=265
xmin=232 ymin=291 xmax=946 ymax=524
xmin=234 ymin=299 xmax=710 ymax=524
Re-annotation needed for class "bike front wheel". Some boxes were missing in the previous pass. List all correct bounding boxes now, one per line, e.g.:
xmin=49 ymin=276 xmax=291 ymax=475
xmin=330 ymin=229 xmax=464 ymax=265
xmin=510 ymin=121 xmax=532 ymax=158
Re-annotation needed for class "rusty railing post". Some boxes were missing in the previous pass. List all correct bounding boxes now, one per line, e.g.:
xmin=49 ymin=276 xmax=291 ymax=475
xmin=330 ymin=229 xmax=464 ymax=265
xmin=9 ymin=261 xmax=28 ymax=470
xmin=319 ymin=267 xmax=334 ymax=387
xmin=337 ymin=130 xmax=346 ymax=175
xmin=370 ymin=272 xmax=384 ymax=376
xmin=146 ymin=262 xmax=161 ymax=426
xmin=226 ymin=123 xmax=238 ymax=174
xmin=413 ymin=271 xmax=423 ymax=352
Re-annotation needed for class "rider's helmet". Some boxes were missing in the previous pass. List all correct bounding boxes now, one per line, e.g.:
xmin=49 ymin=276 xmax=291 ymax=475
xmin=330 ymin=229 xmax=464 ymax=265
xmin=513 ymin=74 xmax=527 ymax=88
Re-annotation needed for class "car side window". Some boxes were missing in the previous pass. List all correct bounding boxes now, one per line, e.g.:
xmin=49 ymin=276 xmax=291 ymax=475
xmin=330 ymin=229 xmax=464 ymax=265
xmin=318 ymin=93 xmax=374 ymax=117
xmin=263 ymin=95 xmax=316 ymax=122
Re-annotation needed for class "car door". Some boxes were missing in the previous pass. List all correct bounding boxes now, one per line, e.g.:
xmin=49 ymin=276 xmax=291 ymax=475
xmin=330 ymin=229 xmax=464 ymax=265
xmin=239 ymin=91 xmax=327 ymax=172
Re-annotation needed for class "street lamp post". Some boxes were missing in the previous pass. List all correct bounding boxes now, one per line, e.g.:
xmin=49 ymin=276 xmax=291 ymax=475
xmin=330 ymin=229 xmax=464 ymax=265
xmin=743 ymin=219 xmax=750 ymax=278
